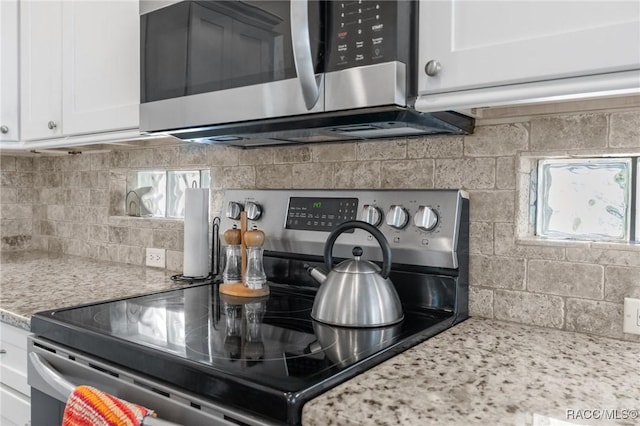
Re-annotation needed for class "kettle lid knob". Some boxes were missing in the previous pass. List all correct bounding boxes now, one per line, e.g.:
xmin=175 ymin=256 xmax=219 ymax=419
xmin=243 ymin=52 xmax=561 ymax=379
xmin=352 ymin=246 xmax=363 ymax=257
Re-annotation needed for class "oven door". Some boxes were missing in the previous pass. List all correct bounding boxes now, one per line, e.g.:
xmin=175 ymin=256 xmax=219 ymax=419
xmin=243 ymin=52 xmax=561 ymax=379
xmin=140 ymin=0 xmax=325 ymax=134
xmin=27 ymin=337 xmax=277 ymax=426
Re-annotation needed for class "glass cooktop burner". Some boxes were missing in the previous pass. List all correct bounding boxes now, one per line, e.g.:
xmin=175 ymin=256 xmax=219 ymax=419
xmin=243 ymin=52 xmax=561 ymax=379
xmin=32 ymin=282 xmax=454 ymax=424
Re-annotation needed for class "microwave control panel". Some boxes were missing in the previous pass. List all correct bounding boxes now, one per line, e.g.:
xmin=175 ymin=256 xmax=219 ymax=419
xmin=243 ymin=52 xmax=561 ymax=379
xmin=326 ymin=0 xmax=413 ymax=71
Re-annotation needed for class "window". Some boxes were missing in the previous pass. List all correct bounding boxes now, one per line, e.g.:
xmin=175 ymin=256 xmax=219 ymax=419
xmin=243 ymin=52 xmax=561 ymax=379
xmin=127 ymin=170 xmax=211 ymax=218
xmin=535 ymin=158 xmax=637 ymax=242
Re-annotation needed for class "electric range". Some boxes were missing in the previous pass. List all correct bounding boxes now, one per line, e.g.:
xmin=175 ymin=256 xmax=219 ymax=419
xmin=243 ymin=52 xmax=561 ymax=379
xmin=29 ymin=189 xmax=469 ymax=426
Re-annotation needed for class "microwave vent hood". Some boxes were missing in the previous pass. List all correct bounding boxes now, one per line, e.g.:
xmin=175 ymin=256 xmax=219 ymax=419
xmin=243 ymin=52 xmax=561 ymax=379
xmin=163 ymin=106 xmax=475 ymax=148
xmin=139 ymin=0 xmax=474 ymax=148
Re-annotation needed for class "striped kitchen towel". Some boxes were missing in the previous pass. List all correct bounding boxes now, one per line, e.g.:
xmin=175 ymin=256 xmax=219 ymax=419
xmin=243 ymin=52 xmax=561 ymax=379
xmin=62 ymin=385 xmax=155 ymax=426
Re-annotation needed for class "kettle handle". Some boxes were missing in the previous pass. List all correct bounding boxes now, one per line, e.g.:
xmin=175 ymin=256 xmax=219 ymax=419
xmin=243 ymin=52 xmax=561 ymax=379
xmin=324 ymin=220 xmax=392 ymax=279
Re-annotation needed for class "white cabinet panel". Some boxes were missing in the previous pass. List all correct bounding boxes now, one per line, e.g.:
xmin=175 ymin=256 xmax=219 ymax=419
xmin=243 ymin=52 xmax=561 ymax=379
xmin=0 ymin=1 xmax=20 ymax=142
xmin=0 ymin=384 xmax=30 ymax=426
xmin=61 ymin=0 xmax=139 ymax=135
xmin=418 ymin=1 xmax=640 ymax=95
xmin=19 ymin=0 xmax=139 ymax=143
xmin=19 ymin=0 xmax=63 ymax=140
xmin=0 ymin=323 xmax=30 ymax=396
xmin=0 ymin=323 xmax=31 ymax=426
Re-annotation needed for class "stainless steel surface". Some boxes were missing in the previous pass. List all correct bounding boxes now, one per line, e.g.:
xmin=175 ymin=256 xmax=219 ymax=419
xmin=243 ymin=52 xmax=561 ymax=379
xmin=291 ymin=0 xmax=323 ymax=110
xmin=245 ymin=202 xmax=262 ymax=221
xmin=139 ymin=2 xmax=475 ymax=144
xmin=425 ymin=60 xmax=441 ymax=77
xmin=325 ymin=61 xmax=406 ymax=111
xmin=312 ymin=321 xmax=402 ymax=367
xmin=225 ymin=201 xmax=243 ymax=220
xmin=29 ymin=353 xmax=82 ymax=407
xmin=308 ymin=221 xmax=403 ymax=328
xmin=0 ymin=125 xmax=8 ymax=134
xmin=28 ymin=338 xmax=276 ymax=426
xmin=310 ymin=261 xmax=403 ymax=327
xmin=219 ymin=189 xmax=467 ymax=270
xmin=414 ymin=205 xmax=439 ymax=231
xmin=47 ymin=121 xmax=57 ymax=130
xmin=140 ymin=75 xmax=325 ymax=133
xmin=386 ymin=205 xmax=409 ymax=229
xmin=360 ymin=204 xmax=383 ymax=227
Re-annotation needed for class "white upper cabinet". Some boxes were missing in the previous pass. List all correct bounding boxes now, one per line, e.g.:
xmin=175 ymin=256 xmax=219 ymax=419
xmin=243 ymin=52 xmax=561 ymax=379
xmin=20 ymin=0 xmax=63 ymax=140
xmin=19 ymin=0 xmax=139 ymax=142
xmin=0 ymin=0 xmax=21 ymax=142
xmin=61 ymin=1 xmax=139 ymax=135
xmin=417 ymin=1 xmax=640 ymax=109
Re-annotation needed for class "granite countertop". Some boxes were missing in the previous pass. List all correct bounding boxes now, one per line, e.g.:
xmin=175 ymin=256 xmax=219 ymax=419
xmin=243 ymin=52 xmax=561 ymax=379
xmin=2 ymin=251 xmax=639 ymax=425
xmin=302 ymin=318 xmax=640 ymax=426
xmin=0 ymin=250 xmax=190 ymax=330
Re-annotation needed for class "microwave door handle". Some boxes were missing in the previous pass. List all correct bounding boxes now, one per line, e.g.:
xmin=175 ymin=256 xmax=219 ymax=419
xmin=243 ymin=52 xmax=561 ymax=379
xmin=291 ymin=0 xmax=323 ymax=110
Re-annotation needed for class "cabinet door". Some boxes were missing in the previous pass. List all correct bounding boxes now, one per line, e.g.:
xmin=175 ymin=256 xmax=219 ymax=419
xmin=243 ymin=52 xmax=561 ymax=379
xmin=0 ymin=1 xmax=19 ymax=142
xmin=20 ymin=0 xmax=63 ymax=140
xmin=0 ymin=323 xmax=30 ymax=396
xmin=0 ymin=385 xmax=30 ymax=426
xmin=61 ymin=0 xmax=139 ymax=135
xmin=418 ymin=1 xmax=640 ymax=94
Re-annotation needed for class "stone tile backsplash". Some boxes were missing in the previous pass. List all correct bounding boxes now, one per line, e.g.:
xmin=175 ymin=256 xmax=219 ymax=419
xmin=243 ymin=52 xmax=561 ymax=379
xmin=2 ymin=108 xmax=640 ymax=342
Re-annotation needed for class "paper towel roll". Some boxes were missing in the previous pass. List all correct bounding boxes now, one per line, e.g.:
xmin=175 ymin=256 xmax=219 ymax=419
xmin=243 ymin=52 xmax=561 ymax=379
xmin=183 ymin=188 xmax=209 ymax=277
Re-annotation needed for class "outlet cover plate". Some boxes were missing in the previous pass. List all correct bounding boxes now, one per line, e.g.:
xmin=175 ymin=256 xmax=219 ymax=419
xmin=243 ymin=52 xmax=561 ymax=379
xmin=146 ymin=248 xmax=165 ymax=268
xmin=623 ymin=297 xmax=640 ymax=335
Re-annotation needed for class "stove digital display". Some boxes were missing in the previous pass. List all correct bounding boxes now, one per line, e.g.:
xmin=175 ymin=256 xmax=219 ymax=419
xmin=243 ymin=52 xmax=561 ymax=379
xmin=286 ymin=197 xmax=358 ymax=232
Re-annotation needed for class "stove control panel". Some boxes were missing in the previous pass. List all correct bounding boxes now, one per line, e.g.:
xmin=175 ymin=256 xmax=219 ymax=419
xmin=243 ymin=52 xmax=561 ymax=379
xmin=219 ymin=189 xmax=468 ymax=269
xmin=285 ymin=197 xmax=358 ymax=232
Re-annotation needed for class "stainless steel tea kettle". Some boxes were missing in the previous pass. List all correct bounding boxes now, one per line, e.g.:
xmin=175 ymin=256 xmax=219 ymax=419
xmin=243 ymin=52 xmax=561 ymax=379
xmin=306 ymin=220 xmax=403 ymax=327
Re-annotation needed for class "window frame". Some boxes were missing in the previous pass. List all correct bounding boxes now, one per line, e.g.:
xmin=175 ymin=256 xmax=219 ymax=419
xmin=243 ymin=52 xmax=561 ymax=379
xmin=128 ymin=169 xmax=211 ymax=219
xmin=534 ymin=156 xmax=638 ymax=243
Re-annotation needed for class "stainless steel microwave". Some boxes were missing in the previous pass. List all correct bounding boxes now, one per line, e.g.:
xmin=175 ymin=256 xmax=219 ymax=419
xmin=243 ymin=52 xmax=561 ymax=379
xmin=139 ymin=0 xmax=473 ymax=147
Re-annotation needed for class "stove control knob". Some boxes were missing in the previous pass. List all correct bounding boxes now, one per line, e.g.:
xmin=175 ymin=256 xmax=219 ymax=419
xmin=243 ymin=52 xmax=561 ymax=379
xmin=386 ymin=205 xmax=409 ymax=229
xmin=360 ymin=205 xmax=383 ymax=227
xmin=226 ymin=201 xmax=243 ymax=220
xmin=245 ymin=201 xmax=263 ymax=221
xmin=414 ymin=206 xmax=439 ymax=231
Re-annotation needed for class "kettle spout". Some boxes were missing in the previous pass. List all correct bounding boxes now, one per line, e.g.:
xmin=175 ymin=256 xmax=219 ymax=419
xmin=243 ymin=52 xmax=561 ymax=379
xmin=304 ymin=264 xmax=327 ymax=284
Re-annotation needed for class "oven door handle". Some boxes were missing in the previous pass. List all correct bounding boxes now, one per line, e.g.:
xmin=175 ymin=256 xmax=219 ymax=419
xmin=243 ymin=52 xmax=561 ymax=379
xmin=29 ymin=352 xmax=74 ymax=401
xmin=291 ymin=0 xmax=323 ymax=110
xmin=28 ymin=353 xmax=180 ymax=426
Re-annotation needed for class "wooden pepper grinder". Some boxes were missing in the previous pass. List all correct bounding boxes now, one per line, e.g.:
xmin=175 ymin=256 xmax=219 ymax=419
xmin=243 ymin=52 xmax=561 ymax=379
xmin=223 ymin=227 xmax=241 ymax=245
xmin=219 ymin=225 xmax=269 ymax=297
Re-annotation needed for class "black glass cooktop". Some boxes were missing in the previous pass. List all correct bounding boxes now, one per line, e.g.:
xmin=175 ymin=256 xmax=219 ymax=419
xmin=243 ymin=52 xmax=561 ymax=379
xmin=31 ymin=283 xmax=454 ymax=425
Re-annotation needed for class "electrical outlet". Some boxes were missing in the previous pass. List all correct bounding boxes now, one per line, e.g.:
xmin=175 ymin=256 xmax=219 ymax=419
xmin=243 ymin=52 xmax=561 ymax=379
xmin=623 ymin=297 xmax=640 ymax=335
xmin=146 ymin=248 xmax=165 ymax=268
